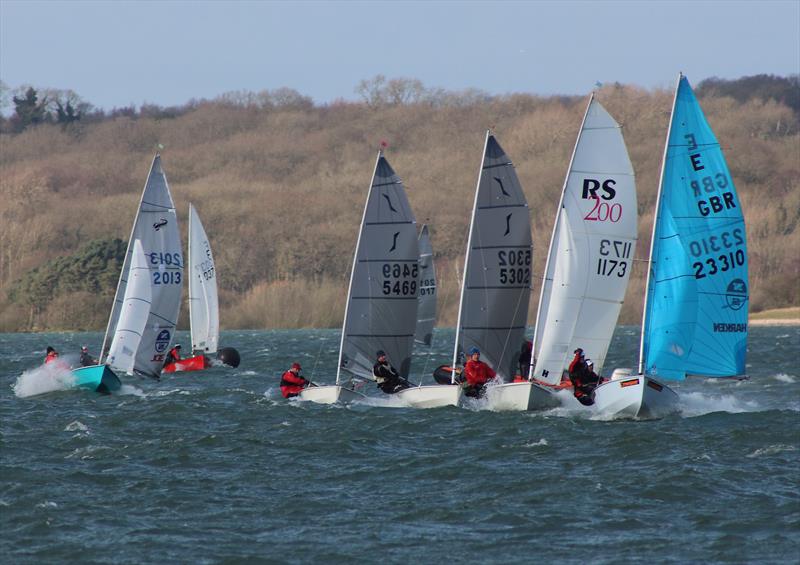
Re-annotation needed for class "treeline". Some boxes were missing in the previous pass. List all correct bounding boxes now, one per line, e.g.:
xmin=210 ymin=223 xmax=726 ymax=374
xmin=1 ymin=74 xmax=797 ymax=331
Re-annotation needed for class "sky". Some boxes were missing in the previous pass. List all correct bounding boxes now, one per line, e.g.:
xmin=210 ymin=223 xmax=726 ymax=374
xmin=1 ymin=0 xmax=798 ymax=111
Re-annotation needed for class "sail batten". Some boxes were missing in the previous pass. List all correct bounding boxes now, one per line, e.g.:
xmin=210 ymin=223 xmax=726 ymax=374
xmin=640 ymin=75 xmax=748 ymax=380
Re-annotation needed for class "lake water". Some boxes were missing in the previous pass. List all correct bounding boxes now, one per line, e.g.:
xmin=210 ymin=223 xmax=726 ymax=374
xmin=1 ymin=326 xmax=798 ymax=563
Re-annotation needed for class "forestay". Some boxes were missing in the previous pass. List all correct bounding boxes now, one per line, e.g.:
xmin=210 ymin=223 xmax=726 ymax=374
xmin=101 ymin=155 xmax=183 ymax=378
xmin=106 ymin=240 xmax=152 ymax=374
xmin=640 ymin=75 xmax=748 ymax=380
xmin=337 ymin=153 xmax=420 ymax=383
xmin=414 ymin=224 xmax=437 ymax=346
xmin=453 ymin=132 xmax=531 ymax=381
xmin=188 ymin=203 xmax=219 ymax=354
xmin=531 ymin=97 xmax=637 ymax=384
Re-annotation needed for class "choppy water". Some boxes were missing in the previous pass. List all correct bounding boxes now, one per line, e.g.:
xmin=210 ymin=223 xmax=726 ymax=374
xmin=1 ymin=326 xmax=799 ymax=563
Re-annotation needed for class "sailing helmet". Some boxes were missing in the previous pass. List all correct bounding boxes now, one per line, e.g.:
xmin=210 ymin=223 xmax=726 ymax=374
xmin=376 ymin=350 xmax=386 ymax=358
xmin=291 ymin=362 xmax=302 ymax=371
xmin=468 ymin=346 xmax=480 ymax=355
xmin=586 ymin=359 xmax=594 ymax=368
xmin=81 ymin=345 xmax=88 ymax=352
xmin=174 ymin=344 xmax=182 ymax=349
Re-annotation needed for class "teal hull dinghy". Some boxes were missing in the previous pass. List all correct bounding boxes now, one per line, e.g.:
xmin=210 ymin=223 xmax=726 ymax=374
xmin=71 ymin=365 xmax=122 ymax=394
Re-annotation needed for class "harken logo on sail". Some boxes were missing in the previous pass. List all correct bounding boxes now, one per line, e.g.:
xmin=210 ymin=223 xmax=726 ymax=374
xmin=155 ymin=329 xmax=171 ymax=353
xmin=725 ymin=278 xmax=747 ymax=311
xmin=153 ymin=218 xmax=168 ymax=231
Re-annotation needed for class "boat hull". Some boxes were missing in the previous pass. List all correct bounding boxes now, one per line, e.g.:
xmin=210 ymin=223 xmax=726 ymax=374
xmin=299 ymin=385 xmax=365 ymax=404
xmin=71 ymin=365 xmax=122 ymax=394
xmin=162 ymin=354 xmax=211 ymax=373
xmin=485 ymin=381 xmax=560 ymax=411
xmin=593 ymin=375 xmax=678 ymax=419
xmin=396 ymin=384 xmax=462 ymax=408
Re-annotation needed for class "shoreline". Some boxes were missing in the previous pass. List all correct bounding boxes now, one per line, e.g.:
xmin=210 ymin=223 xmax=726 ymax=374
xmin=748 ymin=318 xmax=800 ymax=326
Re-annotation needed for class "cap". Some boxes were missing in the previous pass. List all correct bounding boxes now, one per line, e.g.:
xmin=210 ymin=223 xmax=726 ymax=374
xmin=81 ymin=346 xmax=88 ymax=351
xmin=376 ymin=350 xmax=386 ymax=358
xmin=586 ymin=359 xmax=594 ymax=367
xmin=468 ymin=346 xmax=480 ymax=355
xmin=46 ymin=346 xmax=55 ymax=353
xmin=175 ymin=344 xmax=182 ymax=349
xmin=291 ymin=362 xmax=302 ymax=371
xmin=574 ymin=348 xmax=584 ymax=355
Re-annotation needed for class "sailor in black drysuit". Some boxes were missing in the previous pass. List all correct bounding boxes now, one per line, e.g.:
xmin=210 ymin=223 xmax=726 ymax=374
xmin=373 ymin=350 xmax=411 ymax=394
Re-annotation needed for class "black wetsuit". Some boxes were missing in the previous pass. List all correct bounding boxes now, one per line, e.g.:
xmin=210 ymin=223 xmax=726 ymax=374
xmin=373 ymin=361 xmax=411 ymax=394
xmin=79 ymin=352 xmax=96 ymax=367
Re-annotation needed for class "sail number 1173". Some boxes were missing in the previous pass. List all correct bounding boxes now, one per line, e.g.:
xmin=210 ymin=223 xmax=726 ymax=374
xmin=597 ymin=239 xmax=632 ymax=277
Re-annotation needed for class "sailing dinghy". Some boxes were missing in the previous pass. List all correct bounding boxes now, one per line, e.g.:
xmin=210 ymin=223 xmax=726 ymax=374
xmin=301 ymin=152 xmax=420 ymax=404
xmin=399 ymin=132 xmax=538 ymax=408
xmin=524 ymin=96 xmax=637 ymax=410
xmin=163 ymin=203 xmax=240 ymax=373
xmin=594 ymin=74 xmax=748 ymax=418
xmin=73 ymin=155 xmax=183 ymax=389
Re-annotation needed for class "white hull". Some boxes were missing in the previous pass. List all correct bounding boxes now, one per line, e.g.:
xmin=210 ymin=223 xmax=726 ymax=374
xmin=485 ymin=381 xmax=560 ymax=411
xmin=396 ymin=385 xmax=462 ymax=408
xmin=299 ymin=385 xmax=365 ymax=405
xmin=593 ymin=375 xmax=678 ymax=419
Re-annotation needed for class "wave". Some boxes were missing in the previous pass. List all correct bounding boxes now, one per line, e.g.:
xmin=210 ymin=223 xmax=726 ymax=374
xmin=12 ymin=363 xmax=77 ymax=398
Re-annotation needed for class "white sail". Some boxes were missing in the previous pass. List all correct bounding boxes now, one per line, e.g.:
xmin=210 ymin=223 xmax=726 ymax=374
xmin=337 ymin=152 xmax=420 ymax=383
xmin=414 ymin=224 xmax=437 ymax=346
xmin=188 ymin=203 xmax=219 ymax=354
xmin=101 ymin=155 xmax=183 ymax=378
xmin=106 ymin=240 xmax=152 ymax=374
xmin=531 ymin=97 xmax=637 ymax=384
xmin=453 ymin=132 xmax=532 ymax=381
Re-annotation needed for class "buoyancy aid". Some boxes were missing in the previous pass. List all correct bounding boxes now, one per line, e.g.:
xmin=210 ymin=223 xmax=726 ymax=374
xmin=280 ymin=370 xmax=308 ymax=398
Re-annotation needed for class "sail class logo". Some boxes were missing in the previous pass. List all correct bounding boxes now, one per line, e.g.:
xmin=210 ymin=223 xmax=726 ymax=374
xmin=389 ymin=232 xmax=399 ymax=252
xmin=494 ymin=177 xmax=510 ymax=197
xmin=725 ymin=278 xmax=747 ymax=311
xmin=153 ymin=218 xmax=168 ymax=231
xmin=504 ymin=213 xmax=512 ymax=236
xmin=155 ymin=329 xmax=171 ymax=353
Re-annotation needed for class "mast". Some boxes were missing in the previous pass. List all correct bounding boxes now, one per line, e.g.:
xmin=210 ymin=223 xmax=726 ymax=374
xmin=335 ymin=150 xmax=383 ymax=385
xmin=99 ymin=154 xmax=159 ymax=364
xmin=188 ymin=203 xmax=196 ymax=349
xmin=528 ymin=95 xmax=594 ymax=379
xmin=638 ymin=73 xmax=682 ymax=375
xmin=451 ymin=130 xmax=491 ymax=374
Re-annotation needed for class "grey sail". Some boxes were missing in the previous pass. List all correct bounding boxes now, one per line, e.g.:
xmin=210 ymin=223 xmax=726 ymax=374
xmin=101 ymin=155 xmax=183 ymax=378
xmin=453 ymin=132 xmax=532 ymax=381
xmin=337 ymin=153 xmax=420 ymax=383
xmin=414 ymin=224 xmax=437 ymax=346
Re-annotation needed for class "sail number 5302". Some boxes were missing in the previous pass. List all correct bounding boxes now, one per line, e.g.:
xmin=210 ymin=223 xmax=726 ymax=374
xmin=498 ymin=249 xmax=531 ymax=285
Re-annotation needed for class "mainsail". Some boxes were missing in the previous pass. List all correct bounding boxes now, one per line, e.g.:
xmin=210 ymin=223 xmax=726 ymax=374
xmin=531 ymin=97 xmax=637 ymax=384
xmin=106 ymin=239 xmax=152 ymax=374
xmin=337 ymin=153 xmax=420 ymax=383
xmin=414 ymin=224 xmax=437 ymax=346
xmin=188 ymin=203 xmax=219 ymax=354
xmin=640 ymin=74 xmax=748 ymax=379
xmin=101 ymin=155 xmax=183 ymax=378
xmin=453 ymin=132 xmax=531 ymax=382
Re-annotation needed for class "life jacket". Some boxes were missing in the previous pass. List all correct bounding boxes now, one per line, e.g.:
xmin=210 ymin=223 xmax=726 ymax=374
xmin=168 ymin=347 xmax=181 ymax=362
xmin=280 ymin=370 xmax=308 ymax=398
xmin=464 ymin=359 xmax=496 ymax=387
xmin=44 ymin=352 xmax=58 ymax=364
xmin=512 ymin=375 xmax=528 ymax=383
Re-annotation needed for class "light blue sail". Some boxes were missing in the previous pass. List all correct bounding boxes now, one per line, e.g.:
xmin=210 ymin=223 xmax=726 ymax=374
xmin=641 ymin=75 xmax=748 ymax=380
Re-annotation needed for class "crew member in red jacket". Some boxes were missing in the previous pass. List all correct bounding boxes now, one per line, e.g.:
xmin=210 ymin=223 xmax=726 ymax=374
xmin=461 ymin=347 xmax=496 ymax=398
xmin=568 ymin=348 xmax=595 ymax=406
xmin=44 ymin=346 xmax=59 ymax=364
xmin=280 ymin=362 xmax=310 ymax=398
xmin=163 ymin=344 xmax=182 ymax=368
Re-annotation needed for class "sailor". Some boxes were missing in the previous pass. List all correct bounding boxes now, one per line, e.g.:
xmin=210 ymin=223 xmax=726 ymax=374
xmin=373 ymin=350 xmax=411 ymax=394
xmin=517 ymin=339 xmax=533 ymax=379
xmin=44 ymin=346 xmax=59 ymax=364
xmin=280 ymin=362 xmax=310 ymax=398
xmin=163 ymin=344 xmax=182 ymax=367
xmin=460 ymin=346 xmax=496 ymax=398
xmin=568 ymin=348 xmax=595 ymax=406
xmin=79 ymin=346 xmax=97 ymax=367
